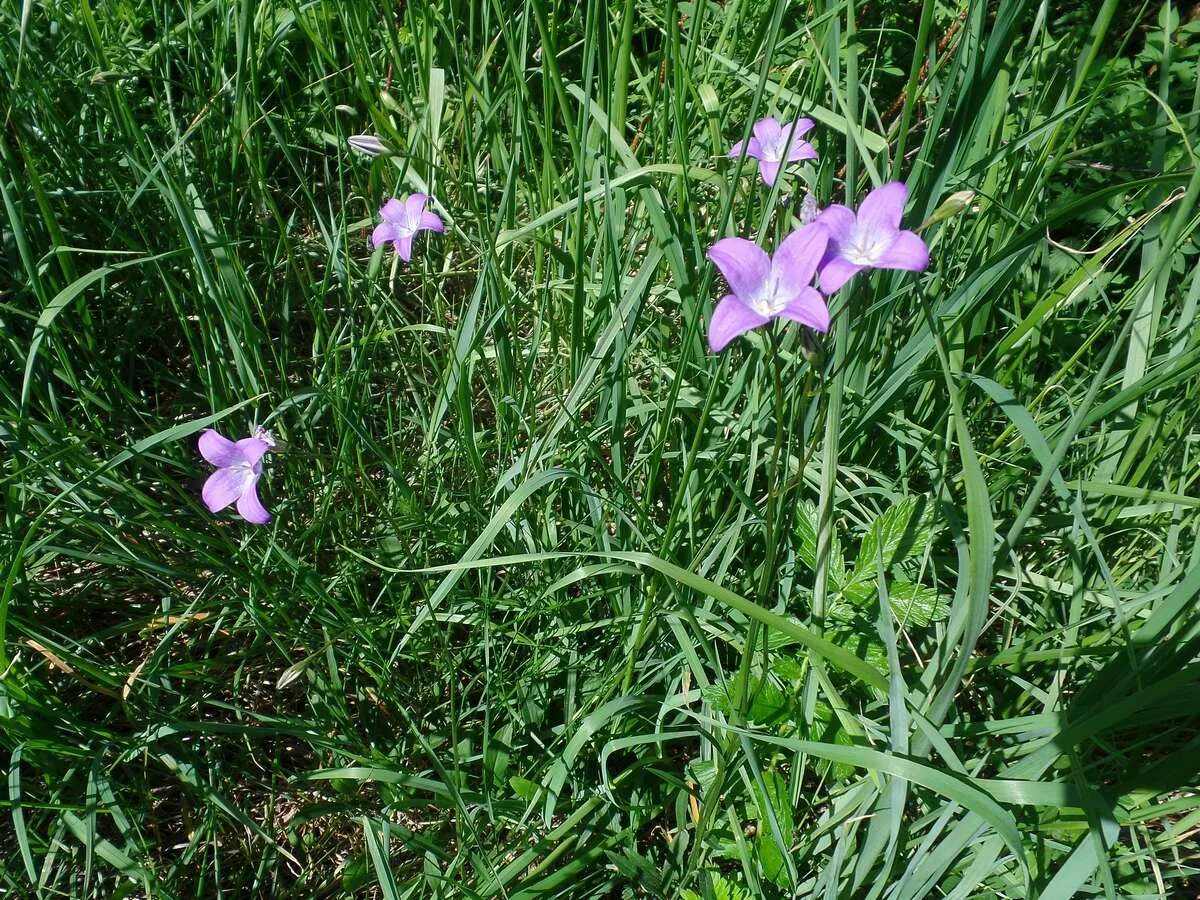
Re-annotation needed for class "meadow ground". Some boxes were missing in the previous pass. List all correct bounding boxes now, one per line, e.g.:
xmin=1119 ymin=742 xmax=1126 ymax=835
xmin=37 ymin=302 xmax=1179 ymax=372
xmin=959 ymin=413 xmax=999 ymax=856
xmin=3 ymin=0 xmax=1200 ymax=897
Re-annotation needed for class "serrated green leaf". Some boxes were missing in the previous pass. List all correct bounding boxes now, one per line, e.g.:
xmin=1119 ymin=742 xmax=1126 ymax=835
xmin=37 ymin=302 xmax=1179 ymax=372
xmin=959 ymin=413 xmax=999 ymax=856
xmin=771 ymin=654 xmax=804 ymax=683
xmin=828 ymin=725 xmax=860 ymax=782
xmin=688 ymin=759 xmax=719 ymax=798
xmin=853 ymin=496 xmax=934 ymax=579
xmin=890 ymin=581 xmax=951 ymax=626
xmin=709 ymin=873 xmax=751 ymax=900
xmin=794 ymin=702 xmax=857 ymax=780
xmin=796 ymin=500 xmax=846 ymax=586
xmin=701 ymin=679 xmax=790 ymax=724
xmin=829 ymin=578 xmax=875 ymax=621
xmin=752 ymin=770 xmax=794 ymax=886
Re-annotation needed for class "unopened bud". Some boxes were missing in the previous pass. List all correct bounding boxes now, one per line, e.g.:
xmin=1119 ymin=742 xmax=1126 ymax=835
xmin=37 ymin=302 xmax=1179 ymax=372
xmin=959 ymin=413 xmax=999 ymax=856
xmin=348 ymin=134 xmax=389 ymax=157
xmin=798 ymin=328 xmax=825 ymax=367
xmin=799 ymin=192 xmax=820 ymax=225
xmin=919 ymin=190 xmax=975 ymax=230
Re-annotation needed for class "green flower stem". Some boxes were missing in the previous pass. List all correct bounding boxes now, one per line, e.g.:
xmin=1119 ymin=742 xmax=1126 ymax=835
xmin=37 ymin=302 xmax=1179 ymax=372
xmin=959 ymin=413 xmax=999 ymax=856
xmin=678 ymin=326 xmax=796 ymax=896
xmin=731 ymin=330 xmax=789 ymax=722
xmin=807 ymin=306 xmax=847 ymax=724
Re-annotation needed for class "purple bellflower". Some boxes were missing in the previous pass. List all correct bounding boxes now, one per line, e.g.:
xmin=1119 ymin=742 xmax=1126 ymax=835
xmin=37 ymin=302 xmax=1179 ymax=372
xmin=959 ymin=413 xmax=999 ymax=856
xmin=815 ymin=182 xmax=929 ymax=294
xmin=707 ymin=221 xmax=831 ymax=352
xmin=729 ymin=117 xmax=818 ymax=187
xmin=371 ymin=194 xmax=444 ymax=262
xmin=199 ymin=429 xmax=273 ymax=525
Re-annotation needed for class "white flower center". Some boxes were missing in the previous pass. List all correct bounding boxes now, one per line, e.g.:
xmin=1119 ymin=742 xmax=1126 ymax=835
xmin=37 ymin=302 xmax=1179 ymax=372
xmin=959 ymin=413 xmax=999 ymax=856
xmin=223 ymin=460 xmax=256 ymax=495
xmin=745 ymin=268 xmax=790 ymax=317
xmin=841 ymin=225 xmax=892 ymax=266
xmin=760 ymin=134 xmax=786 ymax=163
xmin=396 ymin=205 xmax=421 ymax=238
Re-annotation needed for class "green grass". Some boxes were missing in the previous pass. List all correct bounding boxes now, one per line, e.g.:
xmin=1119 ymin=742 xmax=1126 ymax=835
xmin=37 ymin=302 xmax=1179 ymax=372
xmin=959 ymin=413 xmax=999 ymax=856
xmin=3 ymin=0 xmax=1200 ymax=896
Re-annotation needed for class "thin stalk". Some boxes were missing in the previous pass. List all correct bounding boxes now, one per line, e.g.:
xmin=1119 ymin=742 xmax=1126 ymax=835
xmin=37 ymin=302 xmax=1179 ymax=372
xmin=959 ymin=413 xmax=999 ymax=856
xmin=807 ymin=0 xmax=857 ymax=721
xmin=610 ymin=0 xmax=637 ymax=138
xmin=675 ymin=328 xmax=799 ymax=895
xmin=810 ymin=314 xmax=848 ymax=620
xmin=891 ymin=0 xmax=937 ymax=173
xmin=731 ymin=331 xmax=789 ymax=720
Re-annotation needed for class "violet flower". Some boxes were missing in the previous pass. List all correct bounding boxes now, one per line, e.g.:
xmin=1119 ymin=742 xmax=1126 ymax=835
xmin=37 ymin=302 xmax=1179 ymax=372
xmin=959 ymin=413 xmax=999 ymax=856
xmin=815 ymin=182 xmax=929 ymax=294
xmin=199 ymin=429 xmax=273 ymax=525
xmin=707 ymin=221 xmax=830 ymax=352
xmin=729 ymin=117 xmax=818 ymax=187
xmin=371 ymin=194 xmax=444 ymax=263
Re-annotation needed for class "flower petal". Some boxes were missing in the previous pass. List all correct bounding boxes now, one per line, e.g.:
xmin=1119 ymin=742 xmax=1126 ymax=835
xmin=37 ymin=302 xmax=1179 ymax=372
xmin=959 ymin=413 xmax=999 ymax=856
xmin=857 ymin=182 xmax=908 ymax=235
xmin=786 ymin=140 xmax=818 ymax=162
xmin=234 ymin=437 xmax=270 ymax=467
xmin=788 ymin=117 xmax=816 ymax=138
xmin=371 ymin=221 xmax=396 ymax=249
xmin=379 ymin=198 xmax=404 ymax=223
xmin=395 ymin=234 xmax=414 ymax=262
xmin=709 ymin=296 xmax=770 ymax=352
xmin=758 ymin=159 xmax=781 ymax=186
xmin=875 ymin=230 xmax=929 ymax=272
xmin=773 ymin=222 xmax=829 ymax=288
xmin=752 ymin=117 xmax=782 ymax=146
xmin=707 ymin=237 xmax=770 ymax=299
xmin=404 ymin=193 xmax=429 ymax=220
xmin=419 ymin=211 xmax=445 ymax=233
xmin=778 ymin=287 xmax=830 ymax=332
xmin=816 ymin=205 xmax=856 ymax=244
xmin=198 ymin=429 xmax=238 ymax=467
xmin=817 ymin=256 xmax=864 ymax=295
xmin=236 ymin=478 xmax=271 ymax=524
xmin=202 ymin=467 xmax=250 ymax=514
xmin=730 ymin=137 xmax=764 ymax=161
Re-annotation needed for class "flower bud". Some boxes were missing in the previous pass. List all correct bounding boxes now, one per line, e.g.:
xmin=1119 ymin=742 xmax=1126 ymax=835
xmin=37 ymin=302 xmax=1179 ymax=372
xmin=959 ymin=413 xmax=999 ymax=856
xmin=348 ymin=134 xmax=390 ymax=157
xmin=798 ymin=192 xmax=820 ymax=225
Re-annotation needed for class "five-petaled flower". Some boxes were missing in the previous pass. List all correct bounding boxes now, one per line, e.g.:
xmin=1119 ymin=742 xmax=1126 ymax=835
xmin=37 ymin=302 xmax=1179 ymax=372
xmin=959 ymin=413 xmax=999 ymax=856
xmin=199 ymin=429 xmax=273 ymax=525
xmin=815 ymin=182 xmax=929 ymax=295
xmin=372 ymin=194 xmax=444 ymax=263
xmin=729 ymin=117 xmax=818 ymax=187
xmin=707 ymin=222 xmax=831 ymax=352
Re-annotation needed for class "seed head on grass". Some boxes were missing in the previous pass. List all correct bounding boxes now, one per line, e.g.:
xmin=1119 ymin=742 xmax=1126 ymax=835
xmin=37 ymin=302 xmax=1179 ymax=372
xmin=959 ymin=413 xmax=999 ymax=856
xmin=815 ymin=182 xmax=929 ymax=294
xmin=372 ymin=194 xmax=444 ymax=262
xmin=729 ymin=117 xmax=818 ymax=187
xmin=707 ymin=221 xmax=831 ymax=352
xmin=198 ymin=429 xmax=274 ymax=525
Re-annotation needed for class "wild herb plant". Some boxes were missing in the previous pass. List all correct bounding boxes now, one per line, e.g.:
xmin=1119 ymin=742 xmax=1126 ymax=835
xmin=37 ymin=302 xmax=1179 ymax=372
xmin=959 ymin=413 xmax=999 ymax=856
xmin=2 ymin=1 xmax=1200 ymax=897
